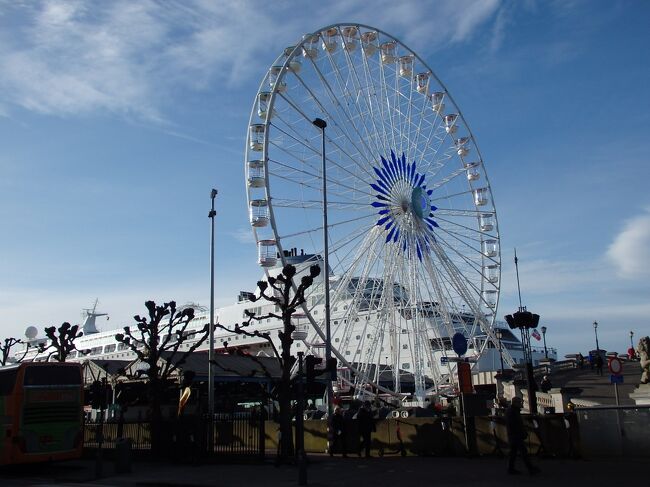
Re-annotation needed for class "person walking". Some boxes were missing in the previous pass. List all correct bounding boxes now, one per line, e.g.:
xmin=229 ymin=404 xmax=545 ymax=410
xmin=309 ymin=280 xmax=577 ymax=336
xmin=505 ymin=397 xmax=540 ymax=476
xmin=357 ymin=401 xmax=375 ymax=458
xmin=595 ymin=353 xmax=604 ymax=376
xmin=330 ymin=407 xmax=347 ymax=457
xmin=540 ymin=376 xmax=552 ymax=393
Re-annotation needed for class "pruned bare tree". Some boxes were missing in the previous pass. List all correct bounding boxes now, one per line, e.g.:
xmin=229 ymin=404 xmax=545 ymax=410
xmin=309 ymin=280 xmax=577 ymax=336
xmin=214 ymin=263 xmax=320 ymax=462
xmin=1 ymin=337 xmax=29 ymax=365
xmin=114 ymin=300 xmax=210 ymax=453
xmin=39 ymin=323 xmax=82 ymax=362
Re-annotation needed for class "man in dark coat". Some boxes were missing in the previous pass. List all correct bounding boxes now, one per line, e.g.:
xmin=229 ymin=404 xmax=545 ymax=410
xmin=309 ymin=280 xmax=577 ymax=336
xmin=595 ymin=353 xmax=604 ymax=376
xmin=505 ymin=397 xmax=540 ymax=475
xmin=357 ymin=401 xmax=375 ymax=457
xmin=330 ymin=407 xmax=347 ymax=457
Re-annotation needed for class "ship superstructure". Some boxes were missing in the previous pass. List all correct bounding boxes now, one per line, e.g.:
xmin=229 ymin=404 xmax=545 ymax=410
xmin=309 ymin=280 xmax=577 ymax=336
xmin=15 ymin=255 xmax=556 ymax=396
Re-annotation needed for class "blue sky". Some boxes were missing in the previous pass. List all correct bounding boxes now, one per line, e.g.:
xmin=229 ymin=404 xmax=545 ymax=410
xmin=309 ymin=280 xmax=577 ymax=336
xmin=1 ymin=0 xmax=648 ymax=358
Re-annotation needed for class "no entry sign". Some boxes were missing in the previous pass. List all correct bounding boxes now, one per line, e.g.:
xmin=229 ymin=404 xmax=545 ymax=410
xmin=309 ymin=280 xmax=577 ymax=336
xmin=608 ymin=357 xmax=623 ymax=375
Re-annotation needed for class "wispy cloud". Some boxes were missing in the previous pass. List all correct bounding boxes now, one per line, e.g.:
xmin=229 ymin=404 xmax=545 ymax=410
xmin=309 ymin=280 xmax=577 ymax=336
xmin=229 ymin=227 xmax=256 ymax=244
xmin=606 ymin=208 xmax=650 ymax=279
xmin=0 ymin=0 xmax=502 ymax=122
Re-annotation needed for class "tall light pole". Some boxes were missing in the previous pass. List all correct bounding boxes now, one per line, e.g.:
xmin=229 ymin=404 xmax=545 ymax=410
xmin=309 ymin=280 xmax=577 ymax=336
xmin=312 ymin=118 xmax=334 ymax=426
xmin=208 ymin=188 xmax=217 ymax=452
xmin=541 ymin=326 xmax=548 ymax=359
xmin=593 ymin=321 xmax=600 ymax=352
xmin=495 ymin=329 xmax=504 ymax=375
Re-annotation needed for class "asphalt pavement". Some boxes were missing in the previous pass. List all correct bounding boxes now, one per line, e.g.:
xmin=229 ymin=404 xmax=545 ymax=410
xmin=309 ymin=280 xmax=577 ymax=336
xmin=1 ymin=454 xmax=646 ymax=487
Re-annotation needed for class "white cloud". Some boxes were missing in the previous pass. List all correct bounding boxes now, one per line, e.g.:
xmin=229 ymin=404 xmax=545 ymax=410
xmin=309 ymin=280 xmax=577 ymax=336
xmin=499 ymin=255 xmax=606 ymax=296
xmin=229 ymin=227 xmax=256 ymax=244
xmin=606 ymin=209 xmax=650 ymax=279
xmin=0 ymin=0 xmax=502 ymax=121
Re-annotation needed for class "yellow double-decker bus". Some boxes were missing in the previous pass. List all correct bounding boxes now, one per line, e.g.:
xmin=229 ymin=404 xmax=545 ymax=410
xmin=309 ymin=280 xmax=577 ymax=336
xmin=0 ymin=362 xmax=83 ymax=465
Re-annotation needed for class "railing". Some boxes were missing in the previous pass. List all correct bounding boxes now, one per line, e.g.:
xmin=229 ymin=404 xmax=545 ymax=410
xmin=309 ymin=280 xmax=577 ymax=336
xmin=84 ymin=412 xmax=265 ymax=459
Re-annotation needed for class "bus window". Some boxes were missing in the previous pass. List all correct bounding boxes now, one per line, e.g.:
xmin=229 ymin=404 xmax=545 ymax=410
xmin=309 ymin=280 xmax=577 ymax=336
xmin=0 ymin=368 xmax=18 ymax=395
xmin=24 ymin=365 xmax=82 ymax=386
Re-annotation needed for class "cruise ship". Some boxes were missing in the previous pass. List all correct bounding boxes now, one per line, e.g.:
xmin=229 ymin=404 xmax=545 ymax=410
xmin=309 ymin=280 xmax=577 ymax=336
xmin=15 ymin=253 xmax=556 ymax=399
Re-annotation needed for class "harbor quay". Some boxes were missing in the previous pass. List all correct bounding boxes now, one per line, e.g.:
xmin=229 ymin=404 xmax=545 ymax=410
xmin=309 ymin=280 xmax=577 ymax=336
xmin=1 ymin=455 xmax=646 ymax=486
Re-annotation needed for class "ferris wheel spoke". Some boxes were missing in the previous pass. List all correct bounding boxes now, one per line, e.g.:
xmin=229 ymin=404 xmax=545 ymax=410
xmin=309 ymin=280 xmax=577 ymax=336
xmin=428 ymin=233 xmax=485 ymax=289
xmin=276 ymin=212 xmax=376 ymax=241
xmin=435 ymin=208 xmax=486 ymax=217
xmin=360 ymin=49 xmax=395 ymax=161
xmin=274 ymin=90 xmax=377 ymax=185
xmin=342 ymin=41 xmax=392 ymax=159
xmin=429 ymin=187 xmax=477 ymax=203
xmin=434 ymin=214 xmax=493 ymax=237
xmin=429 ymin=240 xmax=487 ymax=316
xmin=268 ymin=118 xmax=371 ymax=191
xmin=268 ymin=159 xmax=375 ymax=199
xmin=404 ymin=82 xmax=433 ymax=170
xmin=302 ymin=50 xmax=379 ymax=173
xmin=383 ymin=61 xmax=400 ymax=155
xmin=318 ymin=35 xmax=376 ymax=165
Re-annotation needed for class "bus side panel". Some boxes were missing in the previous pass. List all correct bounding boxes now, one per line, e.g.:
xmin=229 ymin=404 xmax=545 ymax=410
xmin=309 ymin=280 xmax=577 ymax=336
xmin=14 ymin=387 xmax=83 ymax=462
xmin=0 ymin=394 xmax=13 ymax=465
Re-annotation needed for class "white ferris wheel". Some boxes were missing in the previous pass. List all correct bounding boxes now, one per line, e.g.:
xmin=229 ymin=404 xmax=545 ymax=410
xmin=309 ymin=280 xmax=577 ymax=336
xmin=244 ymin=24 xmax=501 ymax=401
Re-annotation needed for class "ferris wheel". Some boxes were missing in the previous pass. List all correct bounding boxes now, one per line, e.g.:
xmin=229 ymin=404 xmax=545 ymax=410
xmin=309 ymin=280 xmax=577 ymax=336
xmin=244 ymin=24 xmax=502 ymax=401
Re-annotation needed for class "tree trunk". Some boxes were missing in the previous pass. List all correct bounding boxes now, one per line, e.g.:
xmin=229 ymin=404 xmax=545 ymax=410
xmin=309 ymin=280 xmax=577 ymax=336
xmin=277 ymin=316 xmax=295 ymax=461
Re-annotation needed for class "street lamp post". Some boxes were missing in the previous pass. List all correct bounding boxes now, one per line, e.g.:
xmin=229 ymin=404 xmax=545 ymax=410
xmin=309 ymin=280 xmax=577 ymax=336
xmin=208 ymin=188 xmax=218 ymax=453
xmin=593 ymin=321 xmax=600 ymax=352
xmin=495 ymin=329 xmax=504 ymax=375
xmin=312 ymin=118 xmax=334 ymax=436
xmin=541 ymin=326 xmax=548 ymax=359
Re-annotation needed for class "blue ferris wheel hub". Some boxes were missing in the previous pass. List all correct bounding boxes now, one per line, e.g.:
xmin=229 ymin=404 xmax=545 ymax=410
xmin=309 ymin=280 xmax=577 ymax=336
xmin=370 ymin=151 xmax=438 ymax=260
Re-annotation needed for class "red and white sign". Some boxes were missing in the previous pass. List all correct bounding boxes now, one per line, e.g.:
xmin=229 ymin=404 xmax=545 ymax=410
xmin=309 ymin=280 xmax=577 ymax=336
xmin=608 ymin=357 xmax=623 ymax=375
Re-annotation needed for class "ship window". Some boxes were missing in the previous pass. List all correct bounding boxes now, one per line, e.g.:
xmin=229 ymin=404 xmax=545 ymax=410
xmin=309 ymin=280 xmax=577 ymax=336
xmin=335 ymin=338 xmax=340 ymax=342
xmin=89 ymin=346 xmax=102 ymax=356
xmin=68 ymin=351 xmax=77 ymax=358
xmin=345 ymin=351 xmax=351 ymax=355
xmin=402 ymin=363 xmax=410 ymax=370
xmin=334 ymin=321 xmax=338 ymax=325
xmin=118 ymin=343 xmax=129 ymax=351
xmin=402 ymin=344 xmax=408 ymax=349
xmin=356 ymin=335 xmax=360 ymax=340
xmin=104 ymin=344 xmax=116 ymax=353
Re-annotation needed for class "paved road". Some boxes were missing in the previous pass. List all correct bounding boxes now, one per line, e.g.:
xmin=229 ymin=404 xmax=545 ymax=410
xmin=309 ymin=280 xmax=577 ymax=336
xmin=551 ymin=359 xmax=641 ymax=405
xmin=1 ymin=455 xmax=646 ymax=487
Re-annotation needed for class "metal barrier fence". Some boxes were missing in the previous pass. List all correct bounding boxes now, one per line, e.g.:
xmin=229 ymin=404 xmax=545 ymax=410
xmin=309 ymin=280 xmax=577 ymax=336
xmin=212 ymin=412 xmax=264 ymax=457
xmin=575 ymin=405 xmax=650 ymax=457
xmin=84 ymin=412 xmax=265 ymax=460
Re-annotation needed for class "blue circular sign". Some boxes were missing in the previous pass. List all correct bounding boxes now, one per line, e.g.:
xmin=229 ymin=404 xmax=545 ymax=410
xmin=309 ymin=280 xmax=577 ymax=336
xmin=452 ymin=332 xmax=468 ymax=356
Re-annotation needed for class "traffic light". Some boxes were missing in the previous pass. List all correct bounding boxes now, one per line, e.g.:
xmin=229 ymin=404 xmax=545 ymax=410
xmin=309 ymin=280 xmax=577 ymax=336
xmin=305 ymin=355 xmax=322 ymax=383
